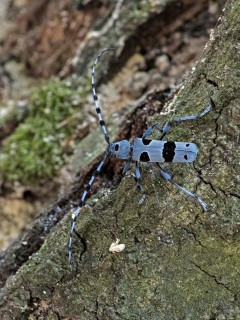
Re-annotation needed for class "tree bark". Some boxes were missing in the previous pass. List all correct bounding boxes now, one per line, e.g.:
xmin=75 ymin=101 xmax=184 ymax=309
xmin=0 ymin=0 xmax=239 ymax=319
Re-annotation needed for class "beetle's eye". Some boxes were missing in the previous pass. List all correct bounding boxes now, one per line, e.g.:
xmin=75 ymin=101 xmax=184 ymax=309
xmin=114 ymin=144 xmax=119 ymax=151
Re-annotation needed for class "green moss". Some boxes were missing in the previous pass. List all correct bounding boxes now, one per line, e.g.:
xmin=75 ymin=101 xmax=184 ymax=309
xmin=0 ymin=78 xmax=83 ymax=185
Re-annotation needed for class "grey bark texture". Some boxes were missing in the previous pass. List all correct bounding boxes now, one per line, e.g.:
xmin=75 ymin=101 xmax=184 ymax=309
xmin=0 ymin=0 xmax=240 ymax=319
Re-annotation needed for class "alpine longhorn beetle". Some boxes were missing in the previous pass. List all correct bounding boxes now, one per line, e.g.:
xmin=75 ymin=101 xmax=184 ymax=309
xmin=68 ymin=48 xmax=212 ymax=270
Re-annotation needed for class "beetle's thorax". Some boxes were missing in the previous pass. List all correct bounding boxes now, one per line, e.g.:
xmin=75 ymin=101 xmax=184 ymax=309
xmin=109 ymin=140 xmax=131 ymax=159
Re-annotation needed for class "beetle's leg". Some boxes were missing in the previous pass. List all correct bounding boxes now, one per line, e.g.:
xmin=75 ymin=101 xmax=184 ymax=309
xmin=134 ymin=162 xmax=146 ymax=205
xmin=158 ymin=102 xmax=213 ymax=140
xmin=122 ymin=161 xmax=131 ymax=175
xmin=142 ymin=124 xmax=162 ymax=140
xmin=156 ymin=163 xmax=207 ymax=211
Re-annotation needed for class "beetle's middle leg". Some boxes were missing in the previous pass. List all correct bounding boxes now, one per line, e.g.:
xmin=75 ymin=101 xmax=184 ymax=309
xmin=134 ymin=161 xmax=146 ymax=205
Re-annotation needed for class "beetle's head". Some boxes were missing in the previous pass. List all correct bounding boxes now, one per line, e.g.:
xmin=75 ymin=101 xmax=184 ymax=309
xmin=109 ymin=140 xmax=131 ymax=159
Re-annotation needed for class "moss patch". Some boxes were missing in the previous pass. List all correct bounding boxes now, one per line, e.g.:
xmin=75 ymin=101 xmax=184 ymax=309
xmin=0 ymin=78 xmax=83 ymax=185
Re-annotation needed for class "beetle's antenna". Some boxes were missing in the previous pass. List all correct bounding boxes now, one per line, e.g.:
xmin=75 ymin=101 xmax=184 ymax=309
xmin=68 ymin=151 xmax=110 ymax=271
xmin=91 ymin=48 xmax=115 ymax=145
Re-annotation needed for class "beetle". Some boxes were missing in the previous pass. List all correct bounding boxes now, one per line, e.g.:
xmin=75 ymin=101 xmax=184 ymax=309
xmin=68 ymin=49 xmax=212 ymax=270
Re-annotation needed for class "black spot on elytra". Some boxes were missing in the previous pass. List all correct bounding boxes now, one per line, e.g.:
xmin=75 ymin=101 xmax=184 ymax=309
xmin=140 ymin=152 xmax=150 ymax=162
xmin=162 ymin=142 xmax=176 ymax=162
xmin=142 ymin=138 xmax=152 ymax=145
xmin=184 ymin=155 xmax=188 ymax=160
xmin=114 ymin=144 xmax=119 ymax=151
xmin=186 ymin=143 xmax=190 ymax=147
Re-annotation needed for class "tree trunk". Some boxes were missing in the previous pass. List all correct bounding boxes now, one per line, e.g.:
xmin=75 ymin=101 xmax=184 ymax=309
xmin=0 ymin=0 xmax=239 ymax=319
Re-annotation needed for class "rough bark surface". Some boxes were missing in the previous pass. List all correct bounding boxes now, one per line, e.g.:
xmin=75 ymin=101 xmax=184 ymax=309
xmin=0 ymin=0 xmax=239 ymax=319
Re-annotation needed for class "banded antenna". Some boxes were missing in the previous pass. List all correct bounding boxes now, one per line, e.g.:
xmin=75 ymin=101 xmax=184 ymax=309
xmin=91 ymin=48 xmax=115 ymax=145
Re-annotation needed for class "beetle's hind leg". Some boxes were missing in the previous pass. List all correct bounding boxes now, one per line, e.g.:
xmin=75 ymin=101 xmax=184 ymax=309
xmin=156 ymin=163 xmax=207 ymax=211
